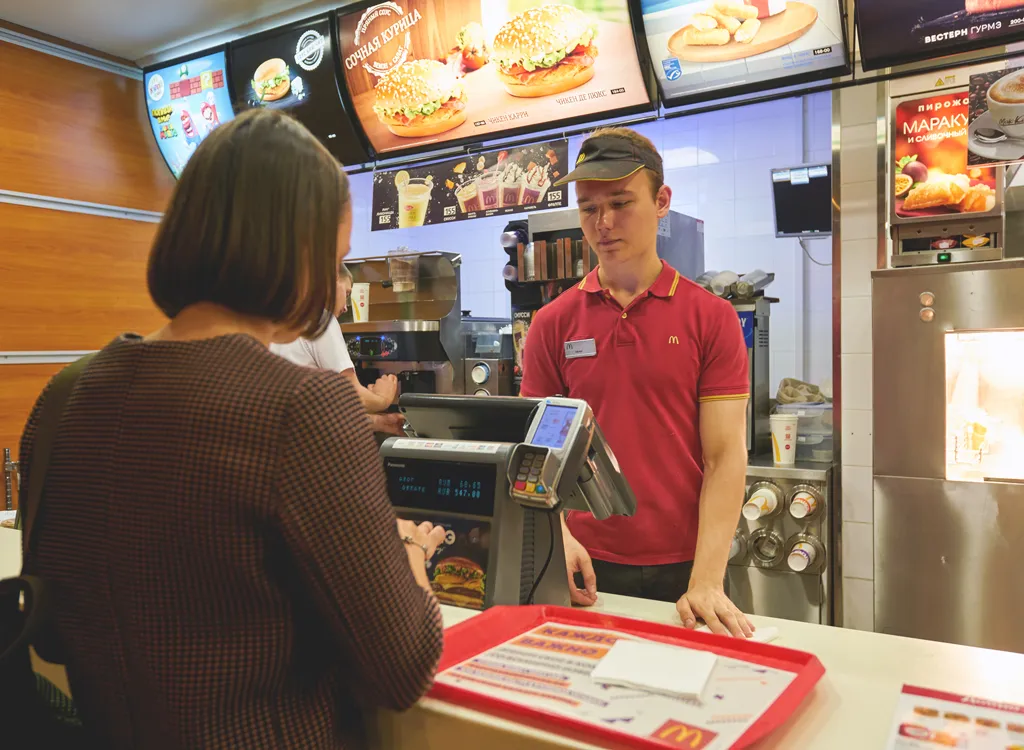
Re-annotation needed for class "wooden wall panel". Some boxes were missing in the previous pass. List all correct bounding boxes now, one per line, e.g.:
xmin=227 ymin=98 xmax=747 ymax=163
xmin=0 ymin=41 xmax=175 ymax=212
xmin=0 ymin=203 xmax=165 ymax=351
xmin=0 ymin=363 xmax=63 ymax=506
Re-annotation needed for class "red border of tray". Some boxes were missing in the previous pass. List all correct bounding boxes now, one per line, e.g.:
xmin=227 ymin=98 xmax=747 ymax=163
xmin=429 ymin=606 xmax=825 ymax=749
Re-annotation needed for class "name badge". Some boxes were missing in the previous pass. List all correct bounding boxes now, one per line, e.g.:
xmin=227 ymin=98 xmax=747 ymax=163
xmin=564 ymin=338 xmax=597 ymax=359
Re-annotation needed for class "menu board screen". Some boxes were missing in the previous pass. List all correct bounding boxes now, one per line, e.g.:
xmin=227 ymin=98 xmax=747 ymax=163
xmin=858 ymin=0 xmax=1024 ymax=72
xmin=336 ymin=0 xmax=652 ymax=156
xmin=641 ymin=0 xmax=846 ymax=106
xmin=144 ymin=50 xmax=235 ymax=178
xmin=229 ymin=16 xmax=371 ymax=166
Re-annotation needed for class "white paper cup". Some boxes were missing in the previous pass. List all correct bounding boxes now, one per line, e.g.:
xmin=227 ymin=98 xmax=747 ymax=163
xmin=770 ymin=414 xmax=797 ymax=465
xmin=787 ymin=541 xmax=817 ymax=572
xmin=742 ymin=489 xmax=779 ymax=520
xmin=790 ymin=491 xmax=818 ymax=519
xmin=351 ymin=282 xmax=370 ymax=323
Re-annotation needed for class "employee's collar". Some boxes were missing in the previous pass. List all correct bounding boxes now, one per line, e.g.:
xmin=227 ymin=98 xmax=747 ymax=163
xmin=577 ymin=260 xmax=681 ymax=298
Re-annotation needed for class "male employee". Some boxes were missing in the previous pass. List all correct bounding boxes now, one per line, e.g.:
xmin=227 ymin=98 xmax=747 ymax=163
xmin=272 ymin=264 xmax=402 ymax=432
xmin=521 ymin=128 xmax=753 ymax=638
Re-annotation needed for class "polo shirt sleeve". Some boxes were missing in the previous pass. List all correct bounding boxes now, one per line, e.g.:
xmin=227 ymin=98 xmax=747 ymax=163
xmin=698 ymin=301 xmax=750 ymax=402
xmin=519 ymin=308 xmax=567 ymax=398
xmin=307 ymin=317 xmax=355 ymax=373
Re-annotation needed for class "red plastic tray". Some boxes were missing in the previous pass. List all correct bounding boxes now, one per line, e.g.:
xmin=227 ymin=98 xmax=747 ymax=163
xmin=430 ymin=606 xmax=824 ymax=749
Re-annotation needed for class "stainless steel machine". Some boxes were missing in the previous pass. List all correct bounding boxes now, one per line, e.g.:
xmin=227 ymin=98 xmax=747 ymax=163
xmin=342 ymin=252 xmax=465 ymax=395
xmin=732 ymin=298 xmax=772 ymax=456
xmin=382 ymin=395 xmax=637 ymax=609
xmin=462 ymin=317 xmax=514 ymax=397
xmin=728 ymin=458 xmax=835 ymax=625
xmin=873 ymin=259 xmax=1024 ymax=653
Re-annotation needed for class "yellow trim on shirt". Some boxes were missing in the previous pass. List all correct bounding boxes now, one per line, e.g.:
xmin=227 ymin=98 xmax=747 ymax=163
xmin=698 ymin=393 xmax=750 ymax=403
xmin=668 ymin=271 xmax=681 ymax=297
xmin=578 ymin=279 xmax=587 ymax=290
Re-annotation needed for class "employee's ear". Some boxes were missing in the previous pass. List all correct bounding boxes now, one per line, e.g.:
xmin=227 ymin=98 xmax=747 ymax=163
xmin=656 ymin=184 xmax=672 ymax=218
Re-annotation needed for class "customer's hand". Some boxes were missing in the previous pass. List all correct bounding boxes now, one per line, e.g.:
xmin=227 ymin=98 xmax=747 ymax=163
xmin=397 ymin=519 xmax=446 ymax=560
xmin=563 ymin=527 xmax=598 ymax=606
xmin=677 ymin=582 xmax=754 ymax=638
xmin=369 ymin=374 xmax=398 ymax=406
xmin=370 ymin=412 xmax=406 ymax=435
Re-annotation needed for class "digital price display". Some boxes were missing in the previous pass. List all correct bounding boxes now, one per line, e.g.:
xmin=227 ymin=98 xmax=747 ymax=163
xmin=386 ymin=459 xmax=496 ymax=516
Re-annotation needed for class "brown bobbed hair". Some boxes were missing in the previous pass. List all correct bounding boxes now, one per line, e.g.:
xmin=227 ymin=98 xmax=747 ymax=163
xmin=147 ymin=108 xmax=350 ymax=339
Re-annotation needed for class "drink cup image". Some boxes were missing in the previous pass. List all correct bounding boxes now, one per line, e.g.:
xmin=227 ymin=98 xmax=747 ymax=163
xmin=477 ymin=170 xmax=500 ymax=210
xmin=987 ymin=69 xmax=1024 ymax=139
xmin=499 ymin=163 xmax=525 ymax=207
xmin=396 ymin=177 xmax=433 ymax=228
xmin=351 ymin=283 xmax=370 ymax=323
xmin=455 ymin=181 xmax=481 ymax=213
xmin=520 ymin=163 xmax=551 ymax=205
xmin=770 ymin=413 xmax=798 ymax=465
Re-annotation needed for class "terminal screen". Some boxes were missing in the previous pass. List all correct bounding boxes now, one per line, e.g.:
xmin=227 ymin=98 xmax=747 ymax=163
xmin=385 ymin=458 xmax=496 ymax=517
xmin=532 ymin=405 xmax=577 ymax=449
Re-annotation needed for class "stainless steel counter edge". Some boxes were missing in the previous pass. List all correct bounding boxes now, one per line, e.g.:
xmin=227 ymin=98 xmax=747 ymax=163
xmin=746 ymin=456 xmax=831 ymax=481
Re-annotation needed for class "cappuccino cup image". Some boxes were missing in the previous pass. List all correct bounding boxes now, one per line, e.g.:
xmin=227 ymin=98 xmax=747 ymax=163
xmin=987 ymin=70 xmax=1024 ymax=138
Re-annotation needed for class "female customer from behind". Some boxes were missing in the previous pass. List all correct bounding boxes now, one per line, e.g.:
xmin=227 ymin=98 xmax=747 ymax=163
xmin=18 ymin=109 xmax=445 ymax=748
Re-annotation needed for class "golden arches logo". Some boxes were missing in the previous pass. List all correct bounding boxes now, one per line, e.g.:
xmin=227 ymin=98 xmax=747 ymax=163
xmin=668 ymin=336 xmax=680 ymax=345
xmin=652 ymin=720 xmax=717 ymax=748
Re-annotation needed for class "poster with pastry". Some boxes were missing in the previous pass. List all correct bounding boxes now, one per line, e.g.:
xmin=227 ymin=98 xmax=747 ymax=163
xmin=640 ymin=0 xmax=846 ymax=105
xmin=859 ymin=0 xmax=1024 ymax=72
xmin=893 ymin=91 xmax=999 ymax=220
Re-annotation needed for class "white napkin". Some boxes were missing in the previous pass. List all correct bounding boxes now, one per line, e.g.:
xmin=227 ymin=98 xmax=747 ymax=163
xmin=590 ymin=640 xmax=717 ymax=701
xmin=694 ymin=625 xmax=780 ymax=643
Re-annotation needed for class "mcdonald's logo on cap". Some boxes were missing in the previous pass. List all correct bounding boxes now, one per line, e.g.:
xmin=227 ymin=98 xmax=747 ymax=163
xmin=651 ymin=720 xmax=718 ymax=749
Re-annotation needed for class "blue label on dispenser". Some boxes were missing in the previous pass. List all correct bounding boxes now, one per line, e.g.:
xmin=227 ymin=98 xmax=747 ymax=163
xmin=738 ymin=311 xmax=755 ymax=349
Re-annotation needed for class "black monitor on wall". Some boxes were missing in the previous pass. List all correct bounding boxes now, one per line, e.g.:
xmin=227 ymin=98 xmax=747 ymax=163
xmin=229 ymin=14 xmax=373 ymax=166
xmin=857 ymin=0 xmax=1024 ymax=72
xmin=770 ymin=164 xmax=832 ymax=238
xmin=334 ymin=0 xmax=656 ymax=159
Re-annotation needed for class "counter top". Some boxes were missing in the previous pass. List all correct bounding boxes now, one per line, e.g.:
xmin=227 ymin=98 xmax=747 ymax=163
xmin=5 ymin=528 xmax=1023 ymax=749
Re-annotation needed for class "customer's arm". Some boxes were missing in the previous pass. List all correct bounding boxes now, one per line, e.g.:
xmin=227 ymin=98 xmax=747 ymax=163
xmin=309 ymin=317 xmax=397 ymax=414
xmin=275 ymin=371 xmax=443 ymax=711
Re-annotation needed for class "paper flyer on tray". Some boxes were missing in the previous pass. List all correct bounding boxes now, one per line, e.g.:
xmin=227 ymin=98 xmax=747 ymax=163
xmin=883 ymin=685 xmax=1024 ymax=749
xmin=435 ymin=622 xmax=797 ymax=748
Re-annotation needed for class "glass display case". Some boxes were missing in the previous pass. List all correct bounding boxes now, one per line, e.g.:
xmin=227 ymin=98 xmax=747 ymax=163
xmin=945 ymin=329 xmax=1024 ymax=483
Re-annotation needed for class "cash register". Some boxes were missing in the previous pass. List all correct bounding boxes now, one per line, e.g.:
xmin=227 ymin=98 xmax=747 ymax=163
xmin=380 ymin=395 xmax=636 ymax=610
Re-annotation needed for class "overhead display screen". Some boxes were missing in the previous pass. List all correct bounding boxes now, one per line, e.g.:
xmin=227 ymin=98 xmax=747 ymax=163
xmin=858 ymin=0 xmax=1024 ymax=72
xmin=144 ymin=49 xmax=235 ymax=178
xmin=770 ymin=164 xmax=832 ymax=237
xmin=641 ymin=0 xmax=847 ymax=107
xmin=229 ymin=15 xmax=372 ymax=166
xmin=336 ymin=0 xmax=653 ymax=156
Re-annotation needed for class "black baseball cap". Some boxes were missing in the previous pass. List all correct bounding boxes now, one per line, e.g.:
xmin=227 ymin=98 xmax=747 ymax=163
xmin=554 ymin=134 xmax=662 ymax=186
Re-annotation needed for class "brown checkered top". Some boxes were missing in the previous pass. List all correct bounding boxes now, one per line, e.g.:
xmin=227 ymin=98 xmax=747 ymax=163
xmin=20 ymin=333 xmax=443 ymax=748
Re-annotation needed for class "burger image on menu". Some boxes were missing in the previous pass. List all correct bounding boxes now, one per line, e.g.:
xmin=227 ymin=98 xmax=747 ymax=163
xmin=372 ymin=59 xmax=467 ymax=138
xmin=492 ymin=4 xmax=599 ymax=98
xmin=251 ymin=58 xmax=291 ymax=102
xmin=431 ymin=556 xmax=485 ymax=609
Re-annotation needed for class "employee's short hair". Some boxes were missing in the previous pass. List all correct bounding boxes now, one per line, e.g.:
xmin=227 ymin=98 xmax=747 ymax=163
xmin=147 ymin=108 xmax=349 ymax=339
xmin=587 ymin=126 xmax=665 ymax=198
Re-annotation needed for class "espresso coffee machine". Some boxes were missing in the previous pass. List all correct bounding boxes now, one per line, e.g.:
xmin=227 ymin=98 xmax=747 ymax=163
xmin=462 ymin=317 xmax=514 ymax=397
xmin=342 ymin=252 xmax=465 ymax=395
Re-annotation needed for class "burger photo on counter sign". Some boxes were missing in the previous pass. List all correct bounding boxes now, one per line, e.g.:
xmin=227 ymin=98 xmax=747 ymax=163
xmin=372 ymin=59 xmax=468 ymax=138
xmin=492 ymin=4 xmax=598 ymax=98
xmin=251 ymin=58 xmax=293 ymax=102
xmin=431 ymin=556 xmax=486 ymax=610
xmin=337 ymin=0 xmax=651 ymax=155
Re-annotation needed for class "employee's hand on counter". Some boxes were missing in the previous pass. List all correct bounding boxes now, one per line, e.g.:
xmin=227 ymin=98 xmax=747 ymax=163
xmin=368 ymin=375 xmax=398 ymax=407
xmin=370 ymin=412 xmax=406 ymax=436
xmin=676 ymin=583 xmax=754 ymax=638
xmin=562 ymin=523 xmax=598 ymax=607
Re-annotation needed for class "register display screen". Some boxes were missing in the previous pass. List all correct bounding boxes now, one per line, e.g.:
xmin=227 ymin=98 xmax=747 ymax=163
xmin=385 ymin=458 xmax=496 ymax=517
xmin=532 ymin=405 xmax=578 ymax=449
xmin=771 ymin=165 xmax=832 ymax=237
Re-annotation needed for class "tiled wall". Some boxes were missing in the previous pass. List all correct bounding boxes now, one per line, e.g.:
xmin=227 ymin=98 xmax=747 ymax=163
xmin=837 ymin=83 xmax=882 ymax=632
xmin=347 ymin=90 xmax=835 ymax=390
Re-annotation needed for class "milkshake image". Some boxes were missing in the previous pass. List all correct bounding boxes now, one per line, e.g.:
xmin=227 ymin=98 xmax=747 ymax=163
xmin=520 ymin=164 xmax=550 ymax=205
xmin=395 ymin=170 xmax=433 ymax=229
xmin=477 ymin=170 xmax=500 ymax=210
xmin=499 ymin=163 xmax=524 ymax=207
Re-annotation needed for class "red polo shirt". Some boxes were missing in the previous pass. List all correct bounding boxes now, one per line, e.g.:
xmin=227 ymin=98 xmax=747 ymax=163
xmin=520 ymin=261 xmax=749 ymax=566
